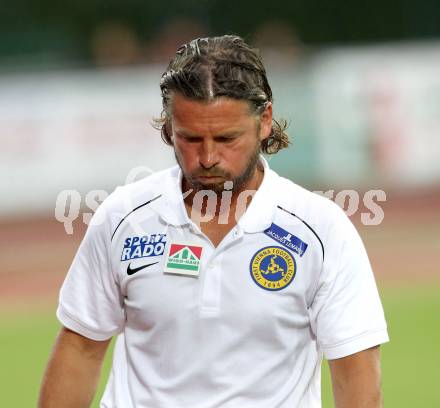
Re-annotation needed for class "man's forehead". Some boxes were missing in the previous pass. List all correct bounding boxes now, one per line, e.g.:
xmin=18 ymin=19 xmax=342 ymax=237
xmin=171 ymin=93 xmax=253 ymax=114
xmin=173 ymin=125 xmax=246 ymax=138
xmin=170 ymin=94 xmax=256 ymax=129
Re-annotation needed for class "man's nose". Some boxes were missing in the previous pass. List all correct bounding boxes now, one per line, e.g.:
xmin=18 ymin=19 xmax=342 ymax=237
xmin=199 ymin=139 xmax=219 ymax=169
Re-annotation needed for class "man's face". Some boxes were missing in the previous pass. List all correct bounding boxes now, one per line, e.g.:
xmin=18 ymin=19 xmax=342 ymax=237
xmin=170 ymin=93 xmax=272 ymax=193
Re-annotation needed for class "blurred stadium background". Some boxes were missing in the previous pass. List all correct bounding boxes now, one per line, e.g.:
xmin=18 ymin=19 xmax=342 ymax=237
xmin=1 ymin=1 xmax=439 ymax=406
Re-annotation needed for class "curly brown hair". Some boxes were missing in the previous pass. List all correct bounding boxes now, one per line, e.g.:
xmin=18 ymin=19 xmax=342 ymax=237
xmin=154 ymin=35 xmax=289 ymax=154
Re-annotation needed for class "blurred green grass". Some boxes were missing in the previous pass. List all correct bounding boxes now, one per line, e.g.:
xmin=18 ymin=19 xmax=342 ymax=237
xmin=1 ymin=286 xmax=439 ymax=407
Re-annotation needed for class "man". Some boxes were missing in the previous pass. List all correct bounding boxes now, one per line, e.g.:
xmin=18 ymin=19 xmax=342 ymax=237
xmin=39 ymin=35 xmax=389 ymax=407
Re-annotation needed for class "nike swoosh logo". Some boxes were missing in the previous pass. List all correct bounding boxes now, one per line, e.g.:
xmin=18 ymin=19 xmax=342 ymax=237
xmin=127 ymin=261 xmax=159 ymax=275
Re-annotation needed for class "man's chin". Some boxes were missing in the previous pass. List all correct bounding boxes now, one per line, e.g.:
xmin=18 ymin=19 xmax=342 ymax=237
xmin=191 ymin=181 xmax=225 ymax=194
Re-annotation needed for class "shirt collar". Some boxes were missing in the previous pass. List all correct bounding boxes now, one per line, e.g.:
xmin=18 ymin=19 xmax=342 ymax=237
xmin=237 ymin=156 xmax=278 ymax=233
xmin=151 ymin=165 xmax=189 ymax=226
xmin=153 ymin=156 xmax=278 ymax=232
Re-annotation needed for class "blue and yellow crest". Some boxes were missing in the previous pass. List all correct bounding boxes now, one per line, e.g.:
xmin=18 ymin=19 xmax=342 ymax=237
xmin=250 ymin=246 xmax=296 ymax=291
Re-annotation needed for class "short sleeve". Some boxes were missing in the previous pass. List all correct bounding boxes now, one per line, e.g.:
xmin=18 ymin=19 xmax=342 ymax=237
xmin=309 ymin=205 xmax=389 ymax=360
xmin=57 ymin=198 xmax=125 ymax=341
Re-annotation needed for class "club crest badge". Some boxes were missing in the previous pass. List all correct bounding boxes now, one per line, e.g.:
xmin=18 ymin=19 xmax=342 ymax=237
xmin=250 ymin=246 xmax=296 ymax=291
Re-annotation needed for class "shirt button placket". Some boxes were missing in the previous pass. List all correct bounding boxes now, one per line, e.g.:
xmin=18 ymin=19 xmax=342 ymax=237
xmin=199 ymin=253 xmax=222 ymax=316
xmin=198 ymin=228 xmax=242 ymax=316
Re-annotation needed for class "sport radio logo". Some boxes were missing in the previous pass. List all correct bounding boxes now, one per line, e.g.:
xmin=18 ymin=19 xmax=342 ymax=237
xmin=121 ymin=234 xmax=166 ymax=261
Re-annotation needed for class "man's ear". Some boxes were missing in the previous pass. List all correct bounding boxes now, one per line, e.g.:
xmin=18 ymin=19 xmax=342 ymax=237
xmin=164 ymin=119 xmax=174 ymax=145
xmin=259 ymin=102 xmax=273 ymax=141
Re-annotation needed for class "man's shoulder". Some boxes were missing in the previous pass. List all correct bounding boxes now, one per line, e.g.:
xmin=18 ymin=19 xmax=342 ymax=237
xmin=111 ymin=166 xmax=177 ymax=204
xmin=92 ymin=166 xmax=178 ymax=227
xmin=274 ymin=174 xmax=337 ymax=215
xmin=272 ymin=172 xmax=350 ymax=233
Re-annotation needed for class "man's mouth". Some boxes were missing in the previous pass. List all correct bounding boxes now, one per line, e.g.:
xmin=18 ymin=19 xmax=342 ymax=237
xmin=196 ymin=175 xmax=223 ymax=181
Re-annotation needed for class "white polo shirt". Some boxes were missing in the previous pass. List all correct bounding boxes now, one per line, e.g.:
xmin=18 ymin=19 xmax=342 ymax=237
xmin=57 ymin=158 xmax=389 ymax=408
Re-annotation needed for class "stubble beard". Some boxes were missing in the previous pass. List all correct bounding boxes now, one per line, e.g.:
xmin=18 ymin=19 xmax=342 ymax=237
xmin=175 ymin=142 xmax=261 ymax=195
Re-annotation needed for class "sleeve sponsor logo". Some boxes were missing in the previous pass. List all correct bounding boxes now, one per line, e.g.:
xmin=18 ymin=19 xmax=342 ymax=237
xmin=121 ymin=234 xmax=166 ymax=261
xmin=264 ymin=223 xmax=308 ymax=257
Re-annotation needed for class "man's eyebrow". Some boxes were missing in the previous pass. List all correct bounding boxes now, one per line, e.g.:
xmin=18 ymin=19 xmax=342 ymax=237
xmin=175 ymin=129 xmax=199 ymax=137
xmin=175 ymin=128 xmax=244 ymax=137
xmin=215 ymin=130 xmax=244 ymax=137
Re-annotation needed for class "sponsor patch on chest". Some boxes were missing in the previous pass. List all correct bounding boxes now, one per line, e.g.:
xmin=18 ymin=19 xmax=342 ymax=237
xmin=121 ymin=234 xmax=166 ymax=261
xmin=164 ymin=243 xmax=203 ymax=277
xmin=264 ymin=223 xmax=308 ymax=257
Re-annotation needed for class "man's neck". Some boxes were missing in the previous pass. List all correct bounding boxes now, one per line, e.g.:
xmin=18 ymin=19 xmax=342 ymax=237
xmin=182 ymin=165 xmax=265 ymax=226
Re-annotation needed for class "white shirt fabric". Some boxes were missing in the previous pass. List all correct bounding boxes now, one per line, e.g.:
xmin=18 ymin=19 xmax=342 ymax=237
xmin=57 ymin=157 xmax=389 ymax=408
